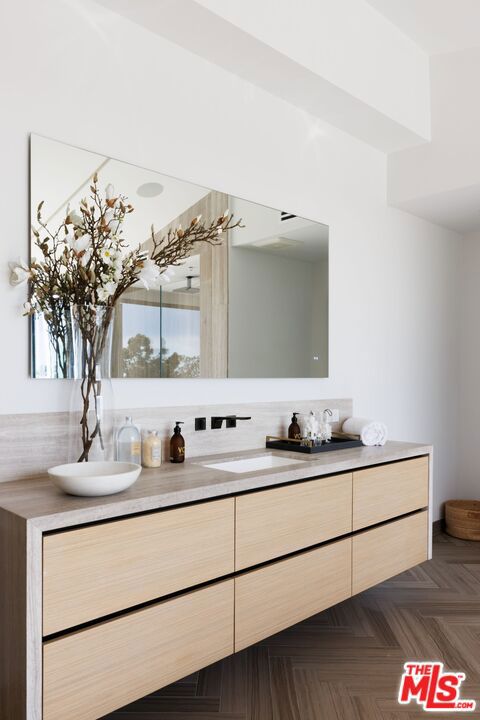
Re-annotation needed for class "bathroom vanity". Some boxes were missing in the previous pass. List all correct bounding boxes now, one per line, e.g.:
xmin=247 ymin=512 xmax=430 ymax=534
xmin=0 ymin=441 xmax=432 ymax=720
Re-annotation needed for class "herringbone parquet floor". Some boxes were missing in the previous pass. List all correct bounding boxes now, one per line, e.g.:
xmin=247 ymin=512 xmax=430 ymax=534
xmin=103 ymin=532 xmax=480 ymax=720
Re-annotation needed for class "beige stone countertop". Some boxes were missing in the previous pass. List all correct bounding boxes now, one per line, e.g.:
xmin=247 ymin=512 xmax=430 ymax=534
xmin=0 ymin=440 xmax=432 ymax=531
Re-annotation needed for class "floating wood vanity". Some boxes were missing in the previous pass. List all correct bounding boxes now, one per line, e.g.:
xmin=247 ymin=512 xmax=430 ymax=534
xmin=0 ymin=441 xmax=432 ymax=720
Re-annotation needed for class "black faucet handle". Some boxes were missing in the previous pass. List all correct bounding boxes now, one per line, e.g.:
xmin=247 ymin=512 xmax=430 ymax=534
xmin=225 ymin=415 xmax=251 ymax=428
xmin=211 ymin=415 xmax=252 ymax=429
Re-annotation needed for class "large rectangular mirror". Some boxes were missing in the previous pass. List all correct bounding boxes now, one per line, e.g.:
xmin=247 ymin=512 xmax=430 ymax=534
xmin=30 ymin=135 xmax=328 ymax=378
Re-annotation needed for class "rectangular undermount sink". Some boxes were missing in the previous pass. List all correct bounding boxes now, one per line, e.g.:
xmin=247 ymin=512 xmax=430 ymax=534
xmin=202 ymin=454 xmax=306 ymax=474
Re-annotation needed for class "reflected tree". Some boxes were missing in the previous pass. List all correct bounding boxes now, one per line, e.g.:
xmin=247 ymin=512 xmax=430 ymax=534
xmin=122 ymin=334 xmax=200 ymax=378
xmin=163 ymin=351 xmax=200 ymax=378
xmin=122 ymin=334 xmax=160 ymax=377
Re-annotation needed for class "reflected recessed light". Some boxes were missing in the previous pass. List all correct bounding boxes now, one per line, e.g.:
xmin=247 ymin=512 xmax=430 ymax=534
xmin=137 ymin=182 xmax=164 ymax=198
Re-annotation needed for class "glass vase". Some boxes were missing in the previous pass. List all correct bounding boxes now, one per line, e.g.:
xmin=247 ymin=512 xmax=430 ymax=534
xmin=68 ymin=305 xmax=115 ymax=463
xmin=32 ymin=303 xmax=74 ymax=379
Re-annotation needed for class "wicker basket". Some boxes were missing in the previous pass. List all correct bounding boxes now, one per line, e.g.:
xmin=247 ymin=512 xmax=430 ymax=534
xmin=445 ymin=500 xmax=480 ymax=541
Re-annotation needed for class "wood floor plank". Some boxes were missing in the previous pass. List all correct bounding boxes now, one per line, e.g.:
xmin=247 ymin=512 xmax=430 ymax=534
xmin=269 ymin=657 xmax=301 ymax=720
xmin=218 ymin=649 xmax=248 ymax=715
xmin=118 ymin=695 xmax=220 ymax=713
xmin=197 ymin=660 xmax=223 ymax=698
xmin=245 ymin=646 xmax=274 ymax=720
xmin=293 ymin=674 xmax=343 ymax=720
xmin=104 ymin=533 xmax=480 ymax=720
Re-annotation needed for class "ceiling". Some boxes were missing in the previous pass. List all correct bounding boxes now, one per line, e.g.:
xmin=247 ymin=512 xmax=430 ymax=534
xmin=92 ymin=0 xmax=480 ymax=234
xmin=365 ymin=1 xmax=480 ymax=232
xmin=365 ymin=0 xmax=480 ymax=55
xmin=94 ymin=0 xmax=430 ymax=153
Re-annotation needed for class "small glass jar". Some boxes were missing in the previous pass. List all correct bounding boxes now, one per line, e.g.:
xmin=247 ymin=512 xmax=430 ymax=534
xmin=116 ymin=416 xmax=142 ymax=465
xmin=142 ymin=430 xmax=162 ymax=468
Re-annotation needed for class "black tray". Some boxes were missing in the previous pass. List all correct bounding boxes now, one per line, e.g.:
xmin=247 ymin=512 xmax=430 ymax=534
xmin=266 ymin=436 xmax=363 ymax=454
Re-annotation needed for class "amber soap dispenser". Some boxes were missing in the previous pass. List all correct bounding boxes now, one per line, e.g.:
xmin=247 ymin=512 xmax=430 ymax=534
xmin=170 ymin=421 xmax=185 ymax=463
xmin=288 ymin=412 xmax=301 ymax=440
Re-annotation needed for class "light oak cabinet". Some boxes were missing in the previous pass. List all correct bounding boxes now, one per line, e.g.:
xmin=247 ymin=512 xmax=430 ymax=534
xmin=0 ymin=450 xmax=431 ymax=720
xmin=43 ymin=580 xmax=234 ymax=720
xmin=353 ymin=456 xmax=428 ymax=530
xmin=43 ymin=498 xmax=235 ymax=635
xmin=235 ymin=473 xmax=352 ymax=569
xmin=235 ymin=538 xmax=351 ymax=651
xmin=352 ymin=510 xmax=428 ymax=595
xmin=40 ymin=456 xmax=428 ymax=720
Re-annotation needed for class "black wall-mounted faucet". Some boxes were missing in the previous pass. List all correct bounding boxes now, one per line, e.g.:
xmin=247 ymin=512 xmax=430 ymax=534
xmin=211 ymin=415 xmax=252 ymax=429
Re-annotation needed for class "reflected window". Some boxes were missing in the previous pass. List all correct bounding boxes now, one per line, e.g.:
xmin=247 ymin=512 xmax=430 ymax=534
xmin=161 ymin=305 xmax=200 ymax=378
xmin=116 ymin=291 xmax=200 ymax=379
xmin=120 ymin=303 xmax=161 ymax=378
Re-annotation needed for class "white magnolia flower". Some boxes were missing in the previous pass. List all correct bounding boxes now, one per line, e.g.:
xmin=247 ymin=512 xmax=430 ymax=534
xmin=105 ymin=184 xmax=115 ymax=201
xmin=101 ymin=248 xmax=115 ymax=265
xmin=9 ymin=259 xmax=30 ymax=286
xmin=64 ymin=229 xmax=76 ymax=247
xmin=104 ymin=209 xmax=119 ymax=232
xmin=112 ymin=263 xmax=123 ymax=282
xmin=65 ymin=205 xmax=83 ymax=227
xmin=105 ymin=280 xmax=118 ymax=295
xmin=80 ymin=249 xmax=92 ymax=267
xmin=70 ymin=211 xmax=83 ymax=227
xmin=137 ymin=259 xmax=161 ymax=290
xmin=97 ymin=288 xmax=108 ymax=303
xmin=71 ymin=233 xmax=90 ymax=254
xmin=97 ymin=280 xmax=117 ymax=303
xmin=109 ymin=251 xmax=123 ymax=272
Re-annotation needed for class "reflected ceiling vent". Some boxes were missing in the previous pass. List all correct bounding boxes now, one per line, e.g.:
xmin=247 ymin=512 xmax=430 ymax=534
xmin=137 ymin=182 xmax=164 ymax=198
xmin=251 ymin=236 xmax=303 ymax=251
xmin=280 ymin=211 xmax=297 ymax=222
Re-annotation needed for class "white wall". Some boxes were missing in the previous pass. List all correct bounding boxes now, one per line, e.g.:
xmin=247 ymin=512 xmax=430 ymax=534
xmin=1 ymin=0 xmax=461 ymax=518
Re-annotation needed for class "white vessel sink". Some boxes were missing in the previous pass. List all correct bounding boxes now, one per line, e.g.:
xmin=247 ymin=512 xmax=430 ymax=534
xmin=48 ymin=461 xmax=141 ymax=497
xmin=202 ymin=454 xmax=305 ymax=474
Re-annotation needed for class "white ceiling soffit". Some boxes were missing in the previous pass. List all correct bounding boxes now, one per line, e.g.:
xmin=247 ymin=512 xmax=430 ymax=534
xmin=365 ymin=0 xmax=480 ymax=55
xmin=94 ymin=0 xmax=430 ymax=153
xmin=386 ymin=44 xmax=480 ymax=232
xmin=391 ymin=182 xmax=480 ymax=234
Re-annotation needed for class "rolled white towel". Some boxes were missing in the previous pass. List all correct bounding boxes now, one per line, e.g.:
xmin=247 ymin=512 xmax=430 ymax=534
xmin=342 ymin=417 xmax=388 ymax=446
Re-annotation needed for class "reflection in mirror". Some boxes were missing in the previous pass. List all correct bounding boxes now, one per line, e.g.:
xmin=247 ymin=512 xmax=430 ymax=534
xmin=228 ymin=199 xmax=328 ymax=378
xmin=30 ymin=135 xmax=328 ymax=379
xmin=113 ymin=256 xmax=201 ymax=378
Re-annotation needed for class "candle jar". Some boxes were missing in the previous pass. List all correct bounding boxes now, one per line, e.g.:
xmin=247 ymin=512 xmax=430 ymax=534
xmin=142 ymin=429 xmax=162 ymax=468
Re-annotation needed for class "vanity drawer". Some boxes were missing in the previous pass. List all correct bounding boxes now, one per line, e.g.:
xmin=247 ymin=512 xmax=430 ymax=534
xmin=235 ymin=473 xmax=352 ymax=570
xmin=352 ymin=511 xmax=428 ymax=595
xmin=235 ymin=538 xmax=351 ymax=651
xmin=43 ymin=579 xmax=234 ymax=720
xmin=353 ymin=456 xmax=429 ymax=530
xmin=43 ymin=498 xmax=234 ymax=635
